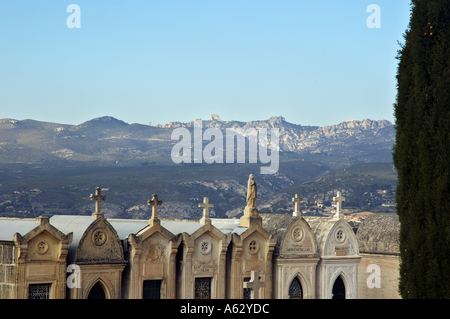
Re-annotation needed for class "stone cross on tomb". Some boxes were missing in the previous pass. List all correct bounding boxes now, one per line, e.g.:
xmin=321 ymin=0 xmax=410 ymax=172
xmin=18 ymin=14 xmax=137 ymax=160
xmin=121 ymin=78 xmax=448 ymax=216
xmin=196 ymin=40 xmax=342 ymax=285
xmin=199 ymin=197 xmax=214 ymax=225
xmin=243 ymin=271 xmax=265 ymax=299
xmin=333 ymin=191 xmax=345 ymax=219
xmin=90 ymin=187 xmax=106 ymax=219
xmin=292 ymin=194 xmax=303 ymax=217
xmin=148 ymin=194 xmax=163 ymax=224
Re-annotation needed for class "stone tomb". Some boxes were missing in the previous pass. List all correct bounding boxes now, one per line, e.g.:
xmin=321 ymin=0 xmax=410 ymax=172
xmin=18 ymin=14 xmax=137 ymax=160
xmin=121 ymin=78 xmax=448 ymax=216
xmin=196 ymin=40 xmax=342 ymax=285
xmin=227 ymin=222 xmax=277 ymax=299
xmin=177 ymin=222 xmax=231 ymax=299
xmin=124 ymin=219 xmax=179 ymax=299
xmin=71 ymin=215 xmax=127 ymax=299
xmin=0 ymin=216 xmax=72 ymax=299
xmin=261 ymin=214 xmax=320 ymax=299
xmin=306 ymin=217 xmax=360 ymax=299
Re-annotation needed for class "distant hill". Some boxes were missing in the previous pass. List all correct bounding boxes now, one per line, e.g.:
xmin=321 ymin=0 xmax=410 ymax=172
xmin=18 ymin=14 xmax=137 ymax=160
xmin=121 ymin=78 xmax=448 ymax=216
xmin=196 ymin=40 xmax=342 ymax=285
xmin=0 ymin=115 xmax=395 ymax=168
xmin=0 ymin=115 xmax=397 ymax=219
xmin=0 ymin=161 xmax=397 ymax=220
xmin=252 ymin=163 xmax=397 ymax=217
xmin=0 ymin=160 xmax=328 ymax=219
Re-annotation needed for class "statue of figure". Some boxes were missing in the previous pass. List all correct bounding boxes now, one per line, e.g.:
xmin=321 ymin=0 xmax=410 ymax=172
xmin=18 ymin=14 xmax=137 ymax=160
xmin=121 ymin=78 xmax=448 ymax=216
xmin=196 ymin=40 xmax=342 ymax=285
xmin=241 ymin=174 xmax=260 ymax=226
xmin=246 ymin=174 xmax=257 ymax=208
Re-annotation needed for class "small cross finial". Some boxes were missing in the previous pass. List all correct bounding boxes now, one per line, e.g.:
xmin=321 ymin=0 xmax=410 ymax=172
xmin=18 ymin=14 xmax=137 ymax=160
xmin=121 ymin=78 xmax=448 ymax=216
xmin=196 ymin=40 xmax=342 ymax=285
xmin=199 ymin=197 xmax=214 ymax=225
xmin=292 ymin=194 xmax=303 ymax=217
xmin=243 ymin=270 xmax=265 ymax=299
xmin=148 ymin=194 xmax=163 ymax=221
xmin=333 ymin=191 xmax=345 ymax=219
xmin=90 ymin=187 xmax=106 ymax=219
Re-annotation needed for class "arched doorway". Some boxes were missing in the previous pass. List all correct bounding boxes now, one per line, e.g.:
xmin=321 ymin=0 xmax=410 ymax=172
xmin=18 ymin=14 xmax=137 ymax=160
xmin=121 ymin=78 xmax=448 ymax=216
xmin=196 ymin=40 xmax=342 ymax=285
xmin=332 ymin=275 xmax=345 ymax=299
xmin=288 ymin=277 xmax=303 ymax=299
xmin=88 ymin=282 xmax=106 ymax=299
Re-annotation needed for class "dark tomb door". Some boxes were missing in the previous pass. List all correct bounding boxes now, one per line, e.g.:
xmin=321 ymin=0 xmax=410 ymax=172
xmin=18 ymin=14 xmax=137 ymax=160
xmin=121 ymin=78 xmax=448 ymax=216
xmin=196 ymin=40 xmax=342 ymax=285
xmin=28 ymin=283 xmax=51 ymax=299
xmin=194 ymin=277 xmax=211 ymax=299
xmin=332 ymin=275 xmax=345 ymax=299
xmin=88 ymin=282 xmax=106 ymax=299
xmin=143 ymin=280 xmax=162 ymax=299
xmin=289 ymin=277 xmax=303 ymax=299
xmin=243 ymin=277 xmax=251 ymax=299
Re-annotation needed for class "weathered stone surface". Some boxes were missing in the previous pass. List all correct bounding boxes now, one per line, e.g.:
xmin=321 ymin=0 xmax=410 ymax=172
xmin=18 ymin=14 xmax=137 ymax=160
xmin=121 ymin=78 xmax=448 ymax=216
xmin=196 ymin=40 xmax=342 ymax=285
xmin=75 ymin=216 xmax=126 ymax=264
xmin=356 ymin=215 xmax=399 ymax=254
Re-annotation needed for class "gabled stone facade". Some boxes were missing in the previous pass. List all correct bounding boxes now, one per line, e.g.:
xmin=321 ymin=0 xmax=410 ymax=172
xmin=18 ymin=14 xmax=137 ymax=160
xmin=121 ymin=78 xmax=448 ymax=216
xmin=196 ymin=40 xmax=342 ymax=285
xmin=0 ymin=183 xmax=403 ymax=299
xmin=261 ymin=214 xmax=320 ymax=299
xmin=0 ymin=216 xmax=72 ymax=299
xmin=123 ymin=218 xmax=179 ymax=299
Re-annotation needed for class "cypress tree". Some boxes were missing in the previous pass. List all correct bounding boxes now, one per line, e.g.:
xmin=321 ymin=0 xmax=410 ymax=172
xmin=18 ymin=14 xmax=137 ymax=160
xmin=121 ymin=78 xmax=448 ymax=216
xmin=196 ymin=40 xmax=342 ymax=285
xmin=393 ymin=0 xmax=450 ymax=298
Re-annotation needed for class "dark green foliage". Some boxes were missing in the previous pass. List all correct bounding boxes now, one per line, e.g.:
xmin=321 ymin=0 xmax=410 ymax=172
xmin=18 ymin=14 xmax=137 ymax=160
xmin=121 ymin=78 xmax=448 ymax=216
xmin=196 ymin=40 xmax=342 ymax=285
xmin=393 ymin=0 xmax=450 ymax=298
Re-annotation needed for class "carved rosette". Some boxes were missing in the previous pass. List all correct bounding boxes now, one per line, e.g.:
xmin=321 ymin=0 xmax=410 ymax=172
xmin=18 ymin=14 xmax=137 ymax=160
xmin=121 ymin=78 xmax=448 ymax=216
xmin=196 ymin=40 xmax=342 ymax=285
xmin=92 ymin=229 xmax=107 ymax=246
xmin=199 ymin=240 xmax=212 ymax=255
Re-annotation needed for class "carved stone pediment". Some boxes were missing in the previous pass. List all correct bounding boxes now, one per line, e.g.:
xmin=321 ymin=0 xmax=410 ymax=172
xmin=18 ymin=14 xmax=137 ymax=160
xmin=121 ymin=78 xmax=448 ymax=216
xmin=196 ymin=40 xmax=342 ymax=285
xmin=75 ymin=217 xmax=125 ymax=264
xmin=279 ymin=218 xmax=317 ymax=258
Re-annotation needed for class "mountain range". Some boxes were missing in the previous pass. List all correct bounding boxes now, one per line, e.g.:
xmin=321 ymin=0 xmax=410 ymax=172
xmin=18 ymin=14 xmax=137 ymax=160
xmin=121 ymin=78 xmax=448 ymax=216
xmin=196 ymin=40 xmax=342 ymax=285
xmin=0 ymin=115 xmax=396 ymax=219
xmin=0 ymin=115 xmax=394 ymax=168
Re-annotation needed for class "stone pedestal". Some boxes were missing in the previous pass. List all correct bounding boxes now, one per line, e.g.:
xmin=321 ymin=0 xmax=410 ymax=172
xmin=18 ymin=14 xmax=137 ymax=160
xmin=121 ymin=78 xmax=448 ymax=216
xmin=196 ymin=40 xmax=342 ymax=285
xmin=148 ymin=217 xmax=160 ymax=226
xmin=91 ymin=212 xmax=104 ymax=220
xmin=240 ymin=207 xmax=262 ymax=227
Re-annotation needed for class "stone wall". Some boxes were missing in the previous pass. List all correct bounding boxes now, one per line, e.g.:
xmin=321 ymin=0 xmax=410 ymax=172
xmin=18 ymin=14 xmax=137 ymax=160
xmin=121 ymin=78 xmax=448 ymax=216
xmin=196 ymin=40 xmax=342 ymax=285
xmin=358 ymin=253 xmax=400 ymax=299
xmin=0 ymin=243 xmax=16 ymax=298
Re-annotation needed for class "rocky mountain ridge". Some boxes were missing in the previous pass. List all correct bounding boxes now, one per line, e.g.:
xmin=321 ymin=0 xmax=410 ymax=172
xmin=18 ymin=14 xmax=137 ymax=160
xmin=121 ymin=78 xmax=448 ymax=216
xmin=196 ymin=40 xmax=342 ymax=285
xmin=0 ymin=115 xmax=394 ymax=168
xmin=152 ymin=114 xmax=394 ymax=168
xmin=0 ymin=115 xmax=396 ymax=220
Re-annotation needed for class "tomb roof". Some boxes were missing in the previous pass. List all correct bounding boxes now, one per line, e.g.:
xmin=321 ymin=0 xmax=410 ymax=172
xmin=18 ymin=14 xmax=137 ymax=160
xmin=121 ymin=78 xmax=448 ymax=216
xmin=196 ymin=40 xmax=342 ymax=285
xmin=0 ymin=217 xmax=38 ymax=241
xmin=356 ymin=215 xmax=399 ymax=255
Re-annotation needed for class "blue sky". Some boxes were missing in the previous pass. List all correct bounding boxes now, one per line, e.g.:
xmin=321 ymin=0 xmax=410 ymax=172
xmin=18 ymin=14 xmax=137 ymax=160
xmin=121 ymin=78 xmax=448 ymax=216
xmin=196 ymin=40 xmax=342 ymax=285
xmin=0 ymin=0 xmax=411 ymax=127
